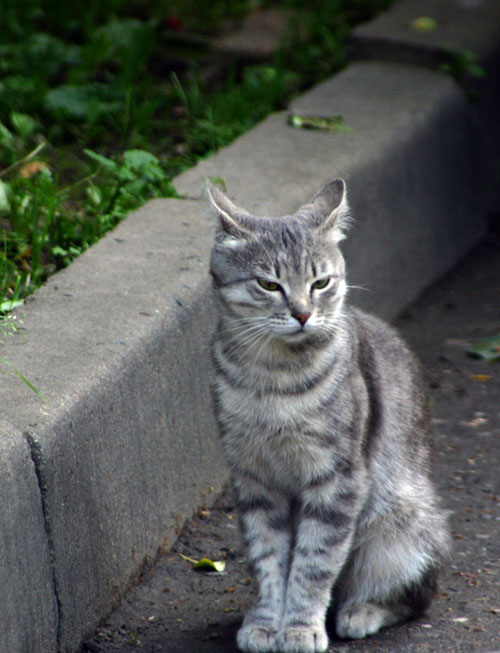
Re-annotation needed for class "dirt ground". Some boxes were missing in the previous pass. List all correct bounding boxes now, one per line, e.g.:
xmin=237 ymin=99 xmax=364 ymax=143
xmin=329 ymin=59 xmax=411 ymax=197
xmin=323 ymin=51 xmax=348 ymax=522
xmin=83 ymin=231 xmax=500 ymax=653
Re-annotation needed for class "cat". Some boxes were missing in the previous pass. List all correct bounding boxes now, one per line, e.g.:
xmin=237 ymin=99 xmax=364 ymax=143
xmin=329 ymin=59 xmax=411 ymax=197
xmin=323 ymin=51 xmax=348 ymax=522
xmin=207 ymin=179 xmax=450 ymax=653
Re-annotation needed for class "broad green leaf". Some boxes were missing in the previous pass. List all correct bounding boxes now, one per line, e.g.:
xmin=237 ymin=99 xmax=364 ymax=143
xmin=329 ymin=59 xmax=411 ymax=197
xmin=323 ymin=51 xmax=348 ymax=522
xmin=123 ymin=149 xmax=158 ymax=170
xmin=51 ymin=246 xmax=68 ymax=257
xmin=0 ymin=121 xmax=14 ymax=146
xmin=84 ymin=149 xmax=119 ymax=171
xmin=0 ymin=180 xmax=11 ymax=213
xmin=10 ymin=111 xmax=38 ymax=140
xmin=44 ymin=86 xmax=93 ymax=120
xmin=123 ymin=150 xmax=164 ymax=181
xmin=85 ymin=185 xmax=102 ymax=207
xmin=45 ymin=85 xmax=122 ymax=121
xmin=0 ymin=299 xmax=24 ymax=312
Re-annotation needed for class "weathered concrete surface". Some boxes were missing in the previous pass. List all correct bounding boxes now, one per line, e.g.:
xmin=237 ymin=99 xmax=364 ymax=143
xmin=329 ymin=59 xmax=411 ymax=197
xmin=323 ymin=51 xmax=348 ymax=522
xmin=349 ymin=0 xmax=500 ymax=66
xmin=175 ymin=62 xmax=483 ymax=318
xmin=349 ymin=0 xmax=500 ymax=212
xmin=1 ymin=201 xmax=228 ymax=651
xmin=1 ymin=0 xmax=500 ymax=650
xmin=0 ymin=421 xmax=58 ymax=652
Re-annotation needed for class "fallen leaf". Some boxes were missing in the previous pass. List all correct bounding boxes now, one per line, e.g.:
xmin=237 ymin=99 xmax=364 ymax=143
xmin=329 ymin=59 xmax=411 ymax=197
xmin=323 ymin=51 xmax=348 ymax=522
xmin=468 ymin=333 xmax=500 ymax=361
xmin=287 ymin=114 xmax=352 ymax=133
xmin=410 ymin=16 xmax=439 ymax=32
xmin=178 ymin=553 xmax=226 ymax=573
xmin=463 ymin=416 xmax=488 ymax=427
xmin=196 ymin=558 xmax=226 ymax=572
xmin=470 ymin=374 xmax=492 ymax=382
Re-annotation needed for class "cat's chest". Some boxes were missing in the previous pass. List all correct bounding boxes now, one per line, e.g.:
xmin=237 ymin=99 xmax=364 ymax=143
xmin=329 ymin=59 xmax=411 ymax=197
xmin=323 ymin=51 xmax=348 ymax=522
xmin=216 ymin=371 xmax=326 ymax=432
xmin=218 ymin=384 xmax=337 ymax=487
xmin=212 ymin=338 xmax=349 ymax=486
xmin=262 ymin=427 xmax=330 ymax=479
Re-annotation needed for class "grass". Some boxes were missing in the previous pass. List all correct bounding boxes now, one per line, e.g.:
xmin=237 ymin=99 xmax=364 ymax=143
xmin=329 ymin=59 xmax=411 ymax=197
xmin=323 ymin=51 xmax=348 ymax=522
xmin=0 ymin=0 xmax=395 ymax=313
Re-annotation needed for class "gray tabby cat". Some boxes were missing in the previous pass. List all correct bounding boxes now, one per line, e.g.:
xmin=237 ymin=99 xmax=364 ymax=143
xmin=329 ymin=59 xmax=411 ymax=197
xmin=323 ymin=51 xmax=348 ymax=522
xmin=207 ymin=179 xmax=450 ymax=653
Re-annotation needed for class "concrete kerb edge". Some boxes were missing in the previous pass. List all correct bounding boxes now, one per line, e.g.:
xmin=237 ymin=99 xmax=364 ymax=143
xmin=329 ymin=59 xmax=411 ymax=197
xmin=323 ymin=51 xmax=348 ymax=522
xmin=347 ymin=0 xmax=500 ymax=213
xmin=0 ymin=422 xmax=59 ymax=651
xmin=1 ymin=197 xmax=230 ymax=652
xmin=1 ymin=3 xmax=499 ymax=651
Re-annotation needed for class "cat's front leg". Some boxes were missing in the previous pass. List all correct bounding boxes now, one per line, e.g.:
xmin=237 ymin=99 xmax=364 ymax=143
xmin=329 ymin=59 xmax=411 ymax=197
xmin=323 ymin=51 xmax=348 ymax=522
xmin=275 ymin=500 xmax=355 ymax=653
xmin=236 ymin=487 xmax=292 ymax=653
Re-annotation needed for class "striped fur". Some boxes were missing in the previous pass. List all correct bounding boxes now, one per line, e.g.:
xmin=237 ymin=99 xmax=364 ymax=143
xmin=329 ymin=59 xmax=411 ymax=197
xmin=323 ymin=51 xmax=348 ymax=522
xmin=207 ymin=180 xmax=450 ymax=653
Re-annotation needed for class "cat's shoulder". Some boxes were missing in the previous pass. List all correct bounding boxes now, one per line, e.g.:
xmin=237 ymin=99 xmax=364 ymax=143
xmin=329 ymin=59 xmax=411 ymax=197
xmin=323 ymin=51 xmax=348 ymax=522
xmin=347 ymin=306 xmax=399 ymax=337
xmin=346 ymin=306 xmax=418 ymax=363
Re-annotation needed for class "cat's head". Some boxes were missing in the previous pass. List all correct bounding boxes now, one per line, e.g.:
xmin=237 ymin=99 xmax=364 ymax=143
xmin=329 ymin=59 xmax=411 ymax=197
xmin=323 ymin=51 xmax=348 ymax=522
xmin=207 ymin=180 xmax=351 ymax=346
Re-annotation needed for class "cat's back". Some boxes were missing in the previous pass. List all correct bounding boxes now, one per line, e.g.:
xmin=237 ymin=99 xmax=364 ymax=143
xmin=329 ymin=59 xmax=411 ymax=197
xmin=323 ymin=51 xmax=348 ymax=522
xmin=347 ymin=306 xmax=433 ymax=488
xmin=348 ymin=306 xmax=425 ymax=404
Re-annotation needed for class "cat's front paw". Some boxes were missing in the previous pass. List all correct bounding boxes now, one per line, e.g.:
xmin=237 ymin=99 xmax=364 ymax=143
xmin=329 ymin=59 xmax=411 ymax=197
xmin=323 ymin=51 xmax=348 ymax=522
xmin=274 ymin=625 xmax=328 ymax=653
xmin=237 ymin=624 xmax=278 ymax=653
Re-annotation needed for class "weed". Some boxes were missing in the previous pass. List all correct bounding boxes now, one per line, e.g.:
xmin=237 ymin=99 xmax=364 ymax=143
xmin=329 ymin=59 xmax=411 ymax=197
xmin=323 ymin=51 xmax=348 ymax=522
xmin=0 ymin=310 xmax=48 ymax=401
xmin=440 ymin=49 xmax=486 ymax=82
xmin=0 ymin=356 xmax=48 ymax=401
xmin=440 ymin=49 xmax=486 ymax=100
xmin=1 ymin=0 xmax=397 ymax=311
xmin=1 ymin=0 xmax=397 ymax=400
xmin=1 ymin=143 xmax=178 ymax=303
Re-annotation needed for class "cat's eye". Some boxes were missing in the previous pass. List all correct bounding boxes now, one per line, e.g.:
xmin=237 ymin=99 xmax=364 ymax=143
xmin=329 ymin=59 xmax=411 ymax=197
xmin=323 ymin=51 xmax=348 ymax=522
xmin=257 ymin=278 xmax=281 ymax=292
xmin=311 ymin=277 xmax=331 ymax=290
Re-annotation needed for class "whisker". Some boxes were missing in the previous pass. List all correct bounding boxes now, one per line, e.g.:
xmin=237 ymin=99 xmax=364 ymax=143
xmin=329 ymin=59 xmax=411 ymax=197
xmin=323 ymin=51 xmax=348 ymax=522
xmin=219 ymin=319 xmax=269 ymax=359
xmin=346 ymin=283 xmax=372 ymax=293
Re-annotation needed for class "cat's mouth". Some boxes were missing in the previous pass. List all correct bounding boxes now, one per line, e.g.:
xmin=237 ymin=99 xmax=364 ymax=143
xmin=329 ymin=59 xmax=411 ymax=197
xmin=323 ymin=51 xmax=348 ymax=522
xmin=272 ymin=321 xmax=334 ymax=348
xmin=279 ymin=325 xmax=313 ymax=341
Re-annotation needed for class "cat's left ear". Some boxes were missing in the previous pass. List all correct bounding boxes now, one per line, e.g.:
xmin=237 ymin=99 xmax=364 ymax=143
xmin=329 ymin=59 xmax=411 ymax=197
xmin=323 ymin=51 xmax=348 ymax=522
xmin=309 ymin=179 xmax=351 ymax=242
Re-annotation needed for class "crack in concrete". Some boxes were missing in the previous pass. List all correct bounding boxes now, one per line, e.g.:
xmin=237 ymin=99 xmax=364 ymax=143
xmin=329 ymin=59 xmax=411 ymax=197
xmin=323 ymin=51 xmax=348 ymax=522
xmin=25 ymin=430 xmax=63 ymax=652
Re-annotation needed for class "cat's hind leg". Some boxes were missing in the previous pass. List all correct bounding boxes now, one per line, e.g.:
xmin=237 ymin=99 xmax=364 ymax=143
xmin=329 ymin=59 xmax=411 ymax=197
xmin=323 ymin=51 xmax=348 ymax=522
xmin=336 ymin=601 xmax=413 ymax=639
xmin=333 ymin=512 xmax=446 ymax=640
xmin=335 ymin=566 xmax=438 ymax=639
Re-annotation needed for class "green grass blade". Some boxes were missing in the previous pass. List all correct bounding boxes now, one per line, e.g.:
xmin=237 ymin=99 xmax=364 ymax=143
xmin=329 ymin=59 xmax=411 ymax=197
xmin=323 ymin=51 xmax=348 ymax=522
xmin=0 ymin=358 xmax=48 ymax=402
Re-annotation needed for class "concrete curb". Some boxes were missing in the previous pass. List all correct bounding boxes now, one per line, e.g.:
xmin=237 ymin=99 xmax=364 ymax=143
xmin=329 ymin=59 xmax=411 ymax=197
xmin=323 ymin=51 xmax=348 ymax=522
xmin=1 ymin=1 xmax=499 ymax=650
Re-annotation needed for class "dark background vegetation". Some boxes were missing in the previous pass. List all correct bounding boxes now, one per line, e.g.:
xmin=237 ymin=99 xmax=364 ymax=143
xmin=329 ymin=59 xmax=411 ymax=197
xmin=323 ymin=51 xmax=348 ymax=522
xmin=0 ymin=0 xmax=393 ymax=310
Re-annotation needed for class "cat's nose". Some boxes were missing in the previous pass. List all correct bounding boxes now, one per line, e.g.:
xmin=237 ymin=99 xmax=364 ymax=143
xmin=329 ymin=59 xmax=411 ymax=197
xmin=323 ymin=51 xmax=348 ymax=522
xmin=293 ymin=312 xmax=311 ymax=326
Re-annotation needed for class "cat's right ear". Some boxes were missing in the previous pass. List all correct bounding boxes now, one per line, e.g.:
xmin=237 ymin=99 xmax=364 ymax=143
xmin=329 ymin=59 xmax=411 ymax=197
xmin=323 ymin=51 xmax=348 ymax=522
xmin=205 ymin=181 xmax=254 ymax=240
